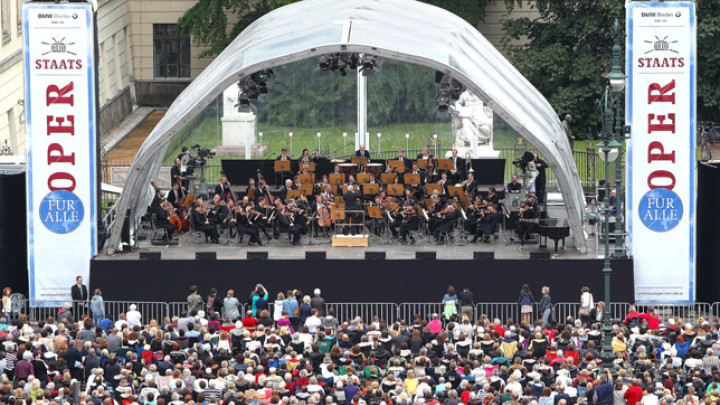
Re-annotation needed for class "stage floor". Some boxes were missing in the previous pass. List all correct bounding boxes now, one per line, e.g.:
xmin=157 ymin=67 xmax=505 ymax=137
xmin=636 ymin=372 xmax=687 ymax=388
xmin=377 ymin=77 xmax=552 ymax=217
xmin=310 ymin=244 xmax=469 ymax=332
xmin=99 ymin=203 xmax=607 ymax=261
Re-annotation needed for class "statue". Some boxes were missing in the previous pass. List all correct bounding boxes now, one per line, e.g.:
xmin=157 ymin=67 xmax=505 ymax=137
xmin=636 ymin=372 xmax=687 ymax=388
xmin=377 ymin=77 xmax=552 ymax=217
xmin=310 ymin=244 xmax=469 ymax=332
xmin=450 ymin=90 xmax=497 ymax=158
xmin=561 ymin=114 xmax=574 ymax=141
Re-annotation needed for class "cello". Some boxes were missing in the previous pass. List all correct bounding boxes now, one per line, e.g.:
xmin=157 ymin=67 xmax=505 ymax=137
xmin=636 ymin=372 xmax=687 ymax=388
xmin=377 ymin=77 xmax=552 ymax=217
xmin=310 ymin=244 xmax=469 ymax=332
xmin=152 ymin=181 xmax=183 ymax=234
xmin=317 ymin=204 xmax=332 ymax=228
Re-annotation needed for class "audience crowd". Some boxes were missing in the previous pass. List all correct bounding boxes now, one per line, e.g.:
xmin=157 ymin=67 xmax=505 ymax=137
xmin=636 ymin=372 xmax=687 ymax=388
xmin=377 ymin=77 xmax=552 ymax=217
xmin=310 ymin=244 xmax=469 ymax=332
xmin=0 ymin=284 xmax=716 ymax=405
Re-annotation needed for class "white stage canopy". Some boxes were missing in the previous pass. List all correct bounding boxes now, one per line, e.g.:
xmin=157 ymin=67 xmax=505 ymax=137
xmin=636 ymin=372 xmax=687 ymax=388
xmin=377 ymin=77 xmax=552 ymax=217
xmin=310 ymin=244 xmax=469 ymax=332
xmin=107 ymin=0 xmax=587 ymax=253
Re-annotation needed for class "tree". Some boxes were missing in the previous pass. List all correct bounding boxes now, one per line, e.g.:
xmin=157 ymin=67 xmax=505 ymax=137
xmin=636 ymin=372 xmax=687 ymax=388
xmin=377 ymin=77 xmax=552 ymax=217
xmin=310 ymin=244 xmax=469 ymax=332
xmin=503 ymin=0 xmax=720 ymax=137
xmin=501 ymin=0 xmax=625 ymax=139
xmin=178 ymin=0 xmax=503 ymax=59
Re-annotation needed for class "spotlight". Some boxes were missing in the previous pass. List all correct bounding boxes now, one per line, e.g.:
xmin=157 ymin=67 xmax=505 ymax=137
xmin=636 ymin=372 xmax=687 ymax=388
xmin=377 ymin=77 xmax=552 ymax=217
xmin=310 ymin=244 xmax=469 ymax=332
xmin=436 ymin=90 xmax=450 ymax=112
xmin=318 ymin=55 xmax=331 ymax=71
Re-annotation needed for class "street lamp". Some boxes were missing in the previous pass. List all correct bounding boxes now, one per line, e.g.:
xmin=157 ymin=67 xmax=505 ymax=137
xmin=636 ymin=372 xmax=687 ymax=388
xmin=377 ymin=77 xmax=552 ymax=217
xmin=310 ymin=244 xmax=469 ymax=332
xmin=596 ymin=18 xmax=626 ymax=375
xmin=607 ymin=19 xmax=628 ymax=259
xmin=377 ymin=133 xmax=382 ymax=154
xmin=405 ymin=133 xmax=410 ymax=152
xmin=343 ymin=132 xmax=348 ymax=155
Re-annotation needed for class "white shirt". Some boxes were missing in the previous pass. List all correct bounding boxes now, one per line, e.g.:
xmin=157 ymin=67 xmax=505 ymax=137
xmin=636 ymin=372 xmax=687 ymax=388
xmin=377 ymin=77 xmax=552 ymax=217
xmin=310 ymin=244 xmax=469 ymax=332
xmin=305 ymin=316 xmax=322 ymax=333
xmin=126 ymin=310 xmax=142 ymax=328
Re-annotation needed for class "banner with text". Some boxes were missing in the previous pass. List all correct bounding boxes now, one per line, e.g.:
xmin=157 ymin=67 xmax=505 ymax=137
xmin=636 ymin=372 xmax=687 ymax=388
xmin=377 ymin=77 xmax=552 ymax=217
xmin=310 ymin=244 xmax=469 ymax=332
xmin=627 ymin=2 xmax=696 ymax=302
xmin=24 ymin=3 xmax=97 ymax=304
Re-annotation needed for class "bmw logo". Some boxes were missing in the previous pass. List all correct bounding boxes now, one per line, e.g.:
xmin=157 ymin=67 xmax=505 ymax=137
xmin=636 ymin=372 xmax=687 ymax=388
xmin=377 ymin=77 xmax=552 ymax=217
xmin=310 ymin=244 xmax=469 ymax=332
xmin=72 ymin=13 xmax=78 ymax=19
xmin=675 ymin=12 xmax=681 ymax=17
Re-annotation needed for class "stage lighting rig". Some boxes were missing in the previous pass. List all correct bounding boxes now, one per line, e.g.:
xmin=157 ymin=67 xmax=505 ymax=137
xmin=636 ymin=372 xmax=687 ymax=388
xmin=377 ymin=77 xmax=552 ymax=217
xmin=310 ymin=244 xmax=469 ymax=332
xmin=360 ymin=54 xmax=380 ymax=76
xmin=235 ymin=69 xmax=273 ymax=112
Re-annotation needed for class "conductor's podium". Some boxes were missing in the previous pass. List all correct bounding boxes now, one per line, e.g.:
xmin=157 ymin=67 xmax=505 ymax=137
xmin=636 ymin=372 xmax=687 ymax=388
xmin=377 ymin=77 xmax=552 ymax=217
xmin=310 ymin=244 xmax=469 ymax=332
xmin=331 ymin=234 xmax=369 ymax=247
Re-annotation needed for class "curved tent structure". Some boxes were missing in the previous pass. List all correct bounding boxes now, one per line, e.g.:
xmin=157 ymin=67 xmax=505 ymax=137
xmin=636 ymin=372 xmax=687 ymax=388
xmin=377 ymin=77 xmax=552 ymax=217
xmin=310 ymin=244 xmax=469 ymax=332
xmin=107 ymin=0 xmax=588 ymax=253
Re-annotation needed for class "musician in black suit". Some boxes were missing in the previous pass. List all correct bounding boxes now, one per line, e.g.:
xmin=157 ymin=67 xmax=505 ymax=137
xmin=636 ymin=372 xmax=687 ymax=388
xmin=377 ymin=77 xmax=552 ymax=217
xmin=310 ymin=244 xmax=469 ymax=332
xmin=448 ymin=149 xmax=465 ymax=183
xmin=394 ymin=150 xmax=411 ymax=167
xmin=342 ymin=185 xmax=362 ymax=235
xmin=192 ymin=204 xmax=220 ymax=243
xmin=433 ymin=204 xmax=459 ymax=244
xmin=277 ymin=148 xmax=291 ymax=161
xmin=355 ymin=144 xmax=371 ymax=159
xmin=516 ymin=197 xmax=539 ymax=246
xmin=214 ymin=176 xmax=233 ymax=201
xmin=280 ymin=179 xmax=297 ymax=203
xmin=166 ymin=182 xmax=186 ymax=206
xmin=155 ymin=201 xmax=178 ymax=239
xmin=472 ymin=205 xmax=503 ymax=243
xmin=416 ymin=148 xmax=430 ymax=161
xmin=463 ymin=172 xmax=479 ymax=198
xmin=71 ymin=276 xmax=88 ymax=317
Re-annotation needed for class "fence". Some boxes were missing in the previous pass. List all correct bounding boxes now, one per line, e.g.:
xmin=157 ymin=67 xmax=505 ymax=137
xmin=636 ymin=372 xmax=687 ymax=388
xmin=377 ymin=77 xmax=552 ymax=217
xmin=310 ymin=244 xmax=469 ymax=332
xmin=20 ymin=300 xmax=720 ymax=327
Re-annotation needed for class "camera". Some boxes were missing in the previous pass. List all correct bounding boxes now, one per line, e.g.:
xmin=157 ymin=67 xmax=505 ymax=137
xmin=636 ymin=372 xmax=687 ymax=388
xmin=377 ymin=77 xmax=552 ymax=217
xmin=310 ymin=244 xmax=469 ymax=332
xmin=189 ymin=143 xmax=216 ymax=167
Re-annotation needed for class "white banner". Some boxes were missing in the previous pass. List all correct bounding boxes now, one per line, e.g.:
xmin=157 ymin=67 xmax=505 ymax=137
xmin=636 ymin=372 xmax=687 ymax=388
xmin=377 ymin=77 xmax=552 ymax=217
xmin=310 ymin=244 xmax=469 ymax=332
xmin=627 ymin=2 xmax=696 ymax=302
xmin=24 ymin=3 xmax=97 ymax=303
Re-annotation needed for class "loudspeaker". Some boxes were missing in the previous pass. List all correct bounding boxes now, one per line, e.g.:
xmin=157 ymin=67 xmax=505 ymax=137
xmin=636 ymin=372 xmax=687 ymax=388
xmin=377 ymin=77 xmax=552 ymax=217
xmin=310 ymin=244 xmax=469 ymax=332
xmin=196 ymin=252 xmax=217 ymax=261
xmin=365 ymin=251 xmax=386 ymax=260
xmin=248 ymin=251 xmax=268 ymax=260
xmin=306 ymin=251 xmax=326 ymax=260
xmin=139 ymin=251 xmax=161 ymax=261
xmin=473 ymin=251 xmax=494 ymax=260
xmin=416 ymin=251 xmax=436 ymax=260
xmin=530 ymin=251 xmax=551 ymax=259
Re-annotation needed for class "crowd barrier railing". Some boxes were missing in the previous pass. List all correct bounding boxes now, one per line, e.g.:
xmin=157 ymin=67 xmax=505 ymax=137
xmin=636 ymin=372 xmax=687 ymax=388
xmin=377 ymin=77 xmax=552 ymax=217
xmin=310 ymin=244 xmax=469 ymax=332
xmin=17 ymin=300 xmax=720 ymax=328
xmin=398 ymin=303 xmax=444 ymax=323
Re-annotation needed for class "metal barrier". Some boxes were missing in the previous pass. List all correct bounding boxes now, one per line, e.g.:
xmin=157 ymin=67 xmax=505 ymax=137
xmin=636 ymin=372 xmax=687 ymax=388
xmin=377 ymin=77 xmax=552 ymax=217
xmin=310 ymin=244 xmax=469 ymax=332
xmin=634 ymin=303 xmax=711 ymax=325
xmin=327 ymin=303 xmax=398 ymax=325
xmin=475 ymin=303 xmax=524 ymax=324
xmin=398 ymin=303 xmax=444 ymax=323
xmin=17 ymin=300 xmax=720 ymax=328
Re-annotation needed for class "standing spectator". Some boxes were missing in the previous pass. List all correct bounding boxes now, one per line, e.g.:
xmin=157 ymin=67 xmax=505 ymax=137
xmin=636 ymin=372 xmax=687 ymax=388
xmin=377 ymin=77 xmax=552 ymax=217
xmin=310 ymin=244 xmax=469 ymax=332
xmin=223 ymin=289 xmax=241 ymax=322
xmin=71 ymin=275 xmax=88 ymax=317
xmin=300 ymin=296 xmax=313 ymax=324
xmin=273 ymin=292 xmax=285 ymax=321
xmin=206 ymin=287 xmax=223 ymax=317
xmin=187 ymin=285 xmax=203 ymax=315
xmin=457 ymin=287 xmax=474 ymax=321
xmin=251 ymin=284 xmax=268 ymax=316
xmin=90 ymin=288 xmax=105 ymax=324
xmin=578 ymin=286 xmax=595 ymax=326
xmin=594 ymin=368 xmax=614 ymax=405
xmin=443 ymin=286 xmax=458 ymax=321
xmin=311 ymin=288 xmax=325 ymax=316
xmin=538 ymin=286 xmax=552 ymax=326
xmin=283 ymin=290 xmax=300 ymax=330
xmin=517 ymin=284 xmax=535 ymax=324
xmin=1 ymin=288 xmax=10 ymax=320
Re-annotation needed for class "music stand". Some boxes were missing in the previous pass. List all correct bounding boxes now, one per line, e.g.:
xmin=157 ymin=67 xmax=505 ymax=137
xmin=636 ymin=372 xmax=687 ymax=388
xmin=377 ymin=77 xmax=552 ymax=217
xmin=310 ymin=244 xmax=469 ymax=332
xmin=417 ymin=159 xmax=429 ymax=169
xmin=448 ymin=186 xmax=463 ymax=198
xmin=388 ymin=184 xmax=404 ymax=197
xmin=388 ymin=160 xmax=405 ymax=172
xmin=246 ymin=188 xmax=256 ymax=200
xmin=460 ymin=195 xmax=470 ymax=207
xmin=286 ymin=189 xmax=301 ymax=201
xmin=329 ymin=173 xmax=345 ymax=185
xmin=437 ymin=159 xmax=453 ymax=170
xmin=405 ymin=173 xmax=420 ymax=185
xmin=301 ymin=184 xmax=313 ymax=196
xmin=274 ymin=160 xmax=291 ymax=183
xmin=357 ymin=173 xmax=371 ymax=184
xmin=381 ymin=173 xmax=397 ymax=184
xmin=424 ymin=198 xmax=432 ymax=208
xmin=299 ymin=173 xmax=315 ymax=185
xmin=330 ymin=207 xmax=345 ymax=235
xmin=331 ymin=185 xmax=339 ymax=195
xmin=363 ymin=184 xmax=379 ymax=196
xmin=426 ymin=184 xmax=442 ymax=196
xmin=183 ymin=194 xmax=196 ymax=208
xmin=342 ymin=185 xmax=350 ymax=194
xmin=300 ymin=162 xmax=316 ymax=172
xmin=351 ymin=157 xmax=368 ymax=165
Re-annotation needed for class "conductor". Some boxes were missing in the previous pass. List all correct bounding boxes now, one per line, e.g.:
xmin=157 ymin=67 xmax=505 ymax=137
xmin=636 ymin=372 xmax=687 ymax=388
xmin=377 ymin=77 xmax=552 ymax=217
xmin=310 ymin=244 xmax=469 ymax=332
xmin=343 ymin=185 xmax=361 ymax=235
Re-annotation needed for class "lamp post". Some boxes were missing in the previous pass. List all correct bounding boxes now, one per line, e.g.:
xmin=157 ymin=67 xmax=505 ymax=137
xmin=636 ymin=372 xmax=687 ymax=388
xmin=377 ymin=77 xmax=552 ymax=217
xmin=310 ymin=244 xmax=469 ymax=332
xmin=343 ymin=132 xmax=348 ymax=155
xmin=317 ymin=132 xmax=322 ymax=154
xmin=598 ymin=83 xmax=621 ymax=375
xmin=288 ymin=132 xmax=293 ymax=156
xmin=405 ymin=133 xmax=410 ymax=152
xmin=607 ymin=19 xmax=628 ymax=259
xmin=377 ymin=133 xmax=382 ymax=154
xmin=597 ymin=21 xmax=625 ymax=374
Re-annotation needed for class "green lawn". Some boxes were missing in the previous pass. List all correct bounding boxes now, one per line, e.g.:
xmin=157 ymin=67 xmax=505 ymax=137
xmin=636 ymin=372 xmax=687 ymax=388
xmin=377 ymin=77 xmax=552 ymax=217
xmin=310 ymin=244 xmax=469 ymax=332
xmin=162 ymin=114 xmax=537 ymax=164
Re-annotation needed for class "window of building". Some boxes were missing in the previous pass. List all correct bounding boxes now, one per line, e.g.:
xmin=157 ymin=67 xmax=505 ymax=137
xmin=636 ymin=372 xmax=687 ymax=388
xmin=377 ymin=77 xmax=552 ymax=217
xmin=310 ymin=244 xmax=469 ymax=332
xmin=16 ymin=0 xmax=21 ymax=35
xmin=2 ymin=0 xmax=11 ymax=43
xmin=153 ymin=24 xmax=190 ymax=78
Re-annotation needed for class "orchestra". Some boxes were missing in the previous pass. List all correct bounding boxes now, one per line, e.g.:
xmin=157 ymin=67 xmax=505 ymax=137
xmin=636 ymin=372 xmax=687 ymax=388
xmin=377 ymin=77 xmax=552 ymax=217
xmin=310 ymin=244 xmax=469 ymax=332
xmin=147 ymin=144 xmax=552 ymax=247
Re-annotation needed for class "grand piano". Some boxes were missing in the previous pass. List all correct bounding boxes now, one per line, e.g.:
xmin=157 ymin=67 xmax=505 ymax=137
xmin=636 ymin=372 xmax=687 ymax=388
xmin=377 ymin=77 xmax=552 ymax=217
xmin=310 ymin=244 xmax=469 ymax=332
xmin=537 ymin=218 xmax=571 ymax=252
